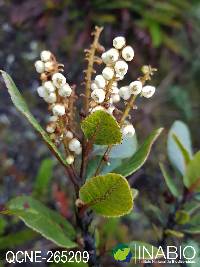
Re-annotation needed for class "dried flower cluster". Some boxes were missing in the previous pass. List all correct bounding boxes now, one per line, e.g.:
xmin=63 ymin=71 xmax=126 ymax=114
xmin=35 ymin=51 xmax=82 ymax=164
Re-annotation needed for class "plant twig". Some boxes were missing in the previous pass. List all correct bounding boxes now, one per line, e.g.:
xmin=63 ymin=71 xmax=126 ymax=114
xmin=84 ymin=26 xmax=103 ymax=114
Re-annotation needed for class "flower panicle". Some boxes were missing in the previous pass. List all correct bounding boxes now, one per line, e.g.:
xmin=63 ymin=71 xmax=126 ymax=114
xmin=34 ymin=30 xmax=157 ymax=164
xmin=34 ymin=50 xmax=82 ymax=164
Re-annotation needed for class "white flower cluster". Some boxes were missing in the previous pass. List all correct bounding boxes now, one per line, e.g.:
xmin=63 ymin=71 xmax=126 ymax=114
xmin=35 ymin=50 xmax=82 ymax=163
xmin=89 ymin=37 xmax=156 ymax=138
xmin=89 ymin=37 xmax=134 ymax=114
xmin=35 ymin=51 xmax=72 ymax=106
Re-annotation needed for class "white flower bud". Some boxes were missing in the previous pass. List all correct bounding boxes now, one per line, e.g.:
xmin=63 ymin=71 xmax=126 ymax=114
xmin=49 ymin=115 xmax=58 ymax=122
xmin=102 ymin=67 xmax=114 ymax=80
xmin=90 ymin=106 xmax=105 ymax=113
xmin=114 ymin=60 xmax=128 ymax=76
xmin=43 ymin=81 xmax=55 ymax=93
xmin=129 ymin=80 xmax=142 ymax=95
xmin=52 ymin=104 xmax=65 ymax=116
xmin=94 ymin=75 xmax=106 ymax=88
xmin=35 ymin=60 xmax=45 ymax=73
xmin=44 ymin=92 xmax=57 ymax=103
xmin=91 ymin=83 xmax=100 ymax=91
xmin=122 ymin=124 xmax=135 ymax=137
xmin=68 ymin=138 xmax=81 ymax=152
xmin=58 ymin=83 xmax=72 ymax=97
xmin=142 ymin=85 xmax=156 ymax=98
xmin=116 ymin=73 xmax=125 ymax=81
xmin=111 ymin=94 xmax=120 ymax=103
xmin=46 ymin=122 xmax=56 ymax=133
xmin=111 ymin=86 xmax=119 ymax=94
xmin=40 ymin=50 xmax=52 ymax=62
xmin=52 ymin=73 xmax=66 ymax=88
xmin=91 ymin=89 xmax=105 ymax=103
xmin=105 ymin=48 xmax=119 ymax=64
xmin=74 ymin=146 xmax=82 ymax=155
xmin=119 ymin=86 xmax=131 ymax=100
xmin=37 ymin=86 xmax=48 ymax=98
xmin=122 ymin=46 xmax=134 ymax=61
xmin=113 ymin=36 xmax=126 ymax=49
xmin=65 ymin=130 xmax=73 ymax=139
xmin=44 ymin=61 xmax=54 ymax=72
xmin=66 ymin=155 xmax=74 ymax=165
xmin=101 ymin=52 xmax=110 ymax=65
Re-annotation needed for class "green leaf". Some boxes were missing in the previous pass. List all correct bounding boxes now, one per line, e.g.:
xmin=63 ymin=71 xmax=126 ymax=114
xmin=7 ymin=196 xmax=77 ymax=248
xmin=181 ymin=213 xmax=200 ymax=234
xmin=167 ymin=120 xmax=192 ymax=175
xmin=0 ymin=229 xmax=38 ymax=249
xmin=33 ymin=158 xmax=55 ymax=198
xmin=148 ymin=21 xmax=163 ymax=47
xmin=1 ymin=71 xmax=67 ymax=167
xmin=129 ymin=241 xmax=161 ymax=260
xmin=182 ymin=226 xmax=200 ymax=234
xmin=189 ymin=214 xmax=200 ymax=226
xmin=175 ymin=210 xmax=190 ymax=225
xmin=183 ymin=201 xmax=200 ymax=215
xmin=165 ymin=229 xmax=184 ymax=238
xmin=81 ymin=110 xmax=122 ymax=145
xmin=0 ymin=217 xmax=7 ymax=235
xmin=93 ymin=134 xmax=138 ymax=159
xmin=86 ymin=156 xmax=123 ymax=179
xmin=79 ymin=173 xmax=133 ymax=217
xmin=183 ymin=151 xmax=200 ymax=192
xmin=172 ymin=134 xmax=191 ymax=165
xmin=113 ymin=128 xmax=163 ymax=177
xmin=159 ymin=163 xmax=180 ymax=197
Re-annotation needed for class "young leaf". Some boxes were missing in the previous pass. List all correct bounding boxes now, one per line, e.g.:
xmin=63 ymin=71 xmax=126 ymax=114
xmin=79 ymin=173 xmax=133 ymax=217
xmin=159 ymin=163 xmax=180 ymax=198
xmin=183 ymin=151 xmax=200 ymax=192
xmin=81 ymin=110 xmax=122 ymax=145
xmin=0 ymin=71 xmax=67 ymax=168
xmin=33 ymin=158 xmax=55 ymax=198
xmin=7 ymin=196 xmax=77 ymax=248
xmin=129 ymin=241 xmax=161 ymax=260
xmin=167 ymin=120 xmax=192 ymax=175
xmin=113 ymin=128 xmax=163 ymax=177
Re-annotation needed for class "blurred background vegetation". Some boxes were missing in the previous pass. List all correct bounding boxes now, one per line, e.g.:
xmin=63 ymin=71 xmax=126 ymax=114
xmin=0 ymin=0 xmax=200 ymax=266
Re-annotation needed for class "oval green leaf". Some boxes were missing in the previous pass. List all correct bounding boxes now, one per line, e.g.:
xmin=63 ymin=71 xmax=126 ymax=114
xmin=113 ymin=128 xmax=163 ymax=177
xmin=33 ymin=158 xmax=55 ymax=198
xmin=1 ymin=71 xmax=67 ymax=168
xmin=7 ymin=196 xmax=77 ymax=248
xmin=79 ymin=173 xmax=133 ymax=217
xmin=167 ymin=120 xmax=192 ymax=175
xmin=81 ymin=110 xmax=122 ymax=145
